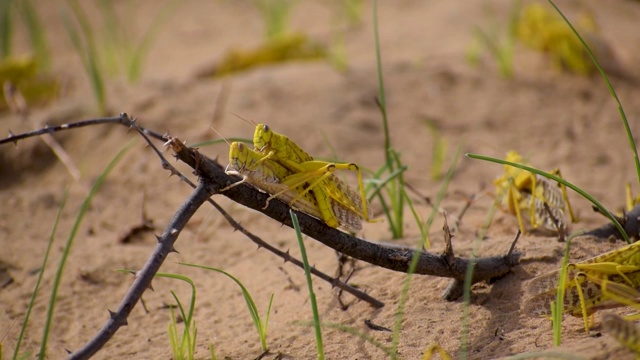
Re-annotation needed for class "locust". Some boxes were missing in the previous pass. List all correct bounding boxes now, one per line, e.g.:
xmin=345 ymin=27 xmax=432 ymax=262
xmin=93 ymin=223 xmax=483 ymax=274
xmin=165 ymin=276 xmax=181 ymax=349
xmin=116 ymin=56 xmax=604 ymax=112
xmin=251 ymin=123 xmax=379 ymax=227
xmin=494 ymin=150 xmax=576 ymax=235
xmin=602 ymin=313 xmax=640 ymax=356
xmin=523 ymin=241 xmax=640 ymax=332
xmin=223 ymin=141 xmax=362 ymax=232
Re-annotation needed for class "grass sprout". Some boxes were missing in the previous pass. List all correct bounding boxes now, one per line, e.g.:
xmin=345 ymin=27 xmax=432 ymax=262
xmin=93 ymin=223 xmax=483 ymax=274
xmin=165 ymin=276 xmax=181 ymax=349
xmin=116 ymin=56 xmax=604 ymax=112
xmin=545 ymin=0 xmax=639 ymax=185
xmin=253 ymin=0 xmax=296 ymax=40
xmin=391 ymin=147 xmax=461 ymax=359
xmin=62 ymin=0 xmax=174 ymax=113
xmin=11 ymin=190 xmax=68 ymax=360
xmin=551 ymin=233 xmax=575 ymax=346
xmin=61 ymin=0 xmax=106 ymax=114
xmin=38 ymin=140 xmax=133 ymax=359
xmin=97 ymin=0 xmax=175 ymax=82
xmin=290 ymin=210 xmax=324 ymax=359
xmin=469 ymin=1 xmax=521 ymax=78
xmin=179 ymin=263 xmax=274 ymax=353
xmin=152 ymin=272 xmax=198 ymax=360
xmin=424 ymin=118 xmax=448 ymax=181
xmin=0 ymin=0 xmax=50 ymax=67
xmin=369 ymin=0 xmax=421 ymax=240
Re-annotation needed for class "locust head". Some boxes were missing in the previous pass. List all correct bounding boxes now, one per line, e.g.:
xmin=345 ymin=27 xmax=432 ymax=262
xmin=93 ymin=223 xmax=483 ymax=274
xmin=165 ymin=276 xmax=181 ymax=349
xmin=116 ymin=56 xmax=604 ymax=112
xmin=254 ymin=123 xmax=273 ymax=152
xmin=227 ymin=142 xmax=250 ymax=174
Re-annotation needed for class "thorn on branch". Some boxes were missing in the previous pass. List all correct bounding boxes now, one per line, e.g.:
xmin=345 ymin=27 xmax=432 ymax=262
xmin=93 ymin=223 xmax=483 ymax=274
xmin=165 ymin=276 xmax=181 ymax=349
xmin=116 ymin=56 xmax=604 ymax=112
xmin=8 ymin=130 xmax=17 ymax=146
xmin=442 ymin=213 xmax=455 ymax=264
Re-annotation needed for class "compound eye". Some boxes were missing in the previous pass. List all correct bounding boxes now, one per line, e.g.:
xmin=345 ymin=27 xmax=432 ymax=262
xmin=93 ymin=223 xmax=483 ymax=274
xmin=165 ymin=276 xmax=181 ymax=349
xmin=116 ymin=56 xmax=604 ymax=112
xmin=263 ymin=125 xmax=270 ymax=132
xmin=237 ymin=143 xmax=244 ymax=151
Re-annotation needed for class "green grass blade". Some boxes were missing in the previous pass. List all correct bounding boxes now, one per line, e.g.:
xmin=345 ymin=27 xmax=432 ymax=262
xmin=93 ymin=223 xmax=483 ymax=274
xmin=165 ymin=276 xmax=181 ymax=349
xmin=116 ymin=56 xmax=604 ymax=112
xmin=552 ymin=234 xmax=574 ymax=346
xmin=366 ymin=164 xmax=408 ymax=202
xmin=126 ymin=1 xmax=176 ymax=82
xmin=372 ymin=0 xmax=389 ymax=154
xmin=367 ymin=162 xmax=408 ymax=239
xmin=168 ymin=306 xmax=180 ymax=359
xmin=18 ymin=0 xmax=50 ymax=69
xmin=154 ymin=273 xmax=197 ymax=328
xmin=39 ymin=140 xmax=133 ymax=359
xmin=169 ymin=291 xmax=190 ymax=357
xmin=466 ymin=152 xmax=629 ymax=243
xmin=96 ymin=0 xmax=122 ymax=76
xmin=254 ymin=0 xmax=295 ymax=40
xmin=264 ymin=293 xmax=274 ymax=340
xmin=403 ymin=189 xmax=427 ymax=248
xmin=12 ymin=189 xmax=68 ymax=360
xmin=424 ymin=119 xmax=447 ymax=180
xmin=391 ymin=146 xmax=461 ymax=359
xmin=547 ymin=0 xmax=639 ymax=187
xmin=60 ymin=10 xmax=86 ymax=64
xmin=209 ymin=343 xmax=217 ymax=360
xmin=290 ymin=210 xmax=324 ymax=359
xmin=389 ymin=149 xmax=406 ymax=238
xmin=179 ymin=263 xmax=271 ymax=352
xmin=149 ymin=272 xmax=197 ymax=359
xmin=372 ymin=0 xmax=408 ymax=239
xmin=190 ymin=137 xmax=253 ymax=148
xmin=422 ymin=146 xmax=462 ymax=247
xmin=62 ymin=1 xmax=106 ymax=114
xmin=0 ymin=0 xmax=12 ymax=59
xmin=190 ymin=322 xmax=197 ymax=360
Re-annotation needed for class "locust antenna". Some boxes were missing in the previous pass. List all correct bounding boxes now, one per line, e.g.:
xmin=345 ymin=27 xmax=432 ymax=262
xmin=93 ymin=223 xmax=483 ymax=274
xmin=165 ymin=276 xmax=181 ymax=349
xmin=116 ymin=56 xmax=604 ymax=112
xmin=231 ymin=112 xmax=257 ymax=127
xmin=210 ymin=126 xmax=231 ymax=146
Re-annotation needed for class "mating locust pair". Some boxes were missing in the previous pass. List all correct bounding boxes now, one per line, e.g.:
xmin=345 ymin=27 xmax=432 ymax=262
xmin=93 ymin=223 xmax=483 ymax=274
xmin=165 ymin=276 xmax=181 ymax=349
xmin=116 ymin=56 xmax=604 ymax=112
xmin=223 ymin=124 xmax=379 ymax=232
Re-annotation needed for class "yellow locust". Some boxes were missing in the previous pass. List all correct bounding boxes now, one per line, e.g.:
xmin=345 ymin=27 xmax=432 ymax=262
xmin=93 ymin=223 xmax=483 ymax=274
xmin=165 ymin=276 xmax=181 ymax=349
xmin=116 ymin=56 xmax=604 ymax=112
xmin=495 ymin=151 xmax=576 ymax=235
xmin=602 ymin=313 xmax=640 ymax=357
xmin=524 ymin=241 xmax=640 ymax=332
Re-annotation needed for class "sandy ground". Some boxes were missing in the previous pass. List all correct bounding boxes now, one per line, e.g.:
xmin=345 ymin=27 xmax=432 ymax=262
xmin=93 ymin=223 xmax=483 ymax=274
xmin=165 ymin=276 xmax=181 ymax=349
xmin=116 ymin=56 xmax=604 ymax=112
xmin=2 ymin=0 xmax=640 ymax=359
